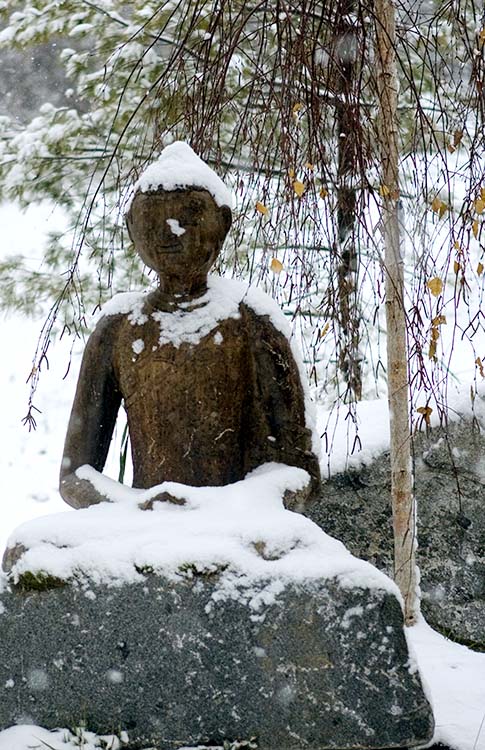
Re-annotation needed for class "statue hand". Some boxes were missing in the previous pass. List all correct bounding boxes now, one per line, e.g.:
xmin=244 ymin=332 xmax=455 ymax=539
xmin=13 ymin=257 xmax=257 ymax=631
xmin=59 ymin=472 xmax=111 ymax=509
xmin=138 ymin=490 xmax=186 ymax=511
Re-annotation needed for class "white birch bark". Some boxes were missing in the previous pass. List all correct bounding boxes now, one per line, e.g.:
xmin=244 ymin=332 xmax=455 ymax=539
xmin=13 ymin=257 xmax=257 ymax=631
xmin=374 ymin=0 xmax=419 ymax=626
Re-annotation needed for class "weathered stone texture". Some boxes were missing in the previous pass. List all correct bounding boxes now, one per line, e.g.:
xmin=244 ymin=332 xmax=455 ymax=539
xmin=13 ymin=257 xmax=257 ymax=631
xmin=0 ymin=575 xmax=433 ymax=749
xmin=308 ymin=417 xmax=485 ymax=647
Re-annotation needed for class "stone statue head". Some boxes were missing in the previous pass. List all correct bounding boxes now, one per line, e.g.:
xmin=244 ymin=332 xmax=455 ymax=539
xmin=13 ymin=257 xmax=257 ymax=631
xmin=125 ymin=143 xmax=232 ymax=295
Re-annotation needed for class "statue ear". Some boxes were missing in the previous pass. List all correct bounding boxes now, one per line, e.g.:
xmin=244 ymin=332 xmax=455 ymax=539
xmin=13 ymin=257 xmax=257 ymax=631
xmin=125 ymin=206 xmax=134 ymax=244
xmin=220 ymin=205 xmax=232 ymax=236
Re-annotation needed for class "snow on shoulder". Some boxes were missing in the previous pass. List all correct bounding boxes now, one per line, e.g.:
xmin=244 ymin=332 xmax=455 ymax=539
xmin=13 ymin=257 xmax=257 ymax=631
xmin=96 ymin=276 xmax=320 ymax=456
xmin=97 ymin=276 xmax=243 ymax=347
xmin=132 ymin=141 xmax=232 ymax=208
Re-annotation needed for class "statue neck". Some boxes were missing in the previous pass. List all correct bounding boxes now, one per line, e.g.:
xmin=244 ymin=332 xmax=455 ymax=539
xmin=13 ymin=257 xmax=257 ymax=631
xmin=153 ymin=277 xmax=209 ymax=308
xmin=158 ymin=274 xmax=207 ymax=299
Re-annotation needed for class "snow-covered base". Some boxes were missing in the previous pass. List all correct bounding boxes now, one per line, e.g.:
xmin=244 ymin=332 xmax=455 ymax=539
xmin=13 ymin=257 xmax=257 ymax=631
xmin=4 ymin=463 xmax=395 ymax=597
xmin=0 ymin=465 xmax=435 ymax=750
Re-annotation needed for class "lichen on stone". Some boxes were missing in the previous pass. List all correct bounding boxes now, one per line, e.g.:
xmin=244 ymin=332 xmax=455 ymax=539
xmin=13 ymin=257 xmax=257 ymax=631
xmin=14 ymin=570 xmax=68 ymax=592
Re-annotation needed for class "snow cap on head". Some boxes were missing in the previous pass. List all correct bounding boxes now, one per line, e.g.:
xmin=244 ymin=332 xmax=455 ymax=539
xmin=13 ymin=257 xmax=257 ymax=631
xmin=133 ymin=141 xmax=233 ymax=208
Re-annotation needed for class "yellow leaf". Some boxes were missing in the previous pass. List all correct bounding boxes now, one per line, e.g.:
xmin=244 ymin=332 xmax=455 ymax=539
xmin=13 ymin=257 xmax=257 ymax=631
xmin=428 ymin=340 xmax=437 ymax=360
xmin=478 ymin=262 xmax=484 ymax=276
xmin=427 ymin=277 xmax=443 ymax=297
xmin=417 ymin=405 xmax=433 ymax=425
xmin=319 ymin=187 xmax=329 ymax=199
xmin=292 ymin=102 xmax=303 ymax=114
xmin=431 ymin=197 xmax=448 ymax=218
xmin=432 ymin=315 xmax=447 ymax=326
xmin=431 ymin=326 xmax=440 ymax=341
xmin=305 ymin=162 xmax=314 ymax=171
xmin=320 ymin=322 xmax=330 ymax=338
xmin=288 ymin=168 xmax=295 ymax=179
xmin=475 ymin=198 xmax=485 ymax=215
xmin=453 ymin=240 xmax=461 ymax=250
xmin=481 ymin=187 xmax=485 ymax=202
xmin=270 ymin=257 xmax=284 ymax=274
xmin=472 ymin=220 xmax=479 ymax=239
xmin=454 ymin=260 xmax=461 ymax=274
xmin=379 ymin=184 xmax=390 ymax=198
xmin=293 ymin=180 xmax=305 ymax=197
xmin=479 ymin=29 xmax=485 ymax=43
xmin=256 ymin=201 xmax=269 ymax=216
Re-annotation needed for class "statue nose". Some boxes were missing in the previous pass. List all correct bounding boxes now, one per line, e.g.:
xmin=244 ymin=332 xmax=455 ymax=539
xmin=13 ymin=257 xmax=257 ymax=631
xmin=158 ymin=224 xmax=182 ymax=247
xmin=166 ymin=218 xmax=187 ymax=238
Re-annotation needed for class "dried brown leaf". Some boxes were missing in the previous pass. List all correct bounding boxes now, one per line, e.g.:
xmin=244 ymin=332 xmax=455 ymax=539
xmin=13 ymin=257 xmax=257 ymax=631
xmin=256 ymin=201 xmax=269 ymax=216
xmin=270 ymin=257 xmax=284 ymax=274
xmin=427 ymin=277 xmax=443 ymax=297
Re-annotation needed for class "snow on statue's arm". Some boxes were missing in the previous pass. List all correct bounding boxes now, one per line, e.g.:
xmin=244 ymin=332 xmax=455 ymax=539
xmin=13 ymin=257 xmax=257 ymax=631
xmin=241 ymin=302 xmax=321 ymax=499
xmin=59 ymin=315 xmax=122 ymax=508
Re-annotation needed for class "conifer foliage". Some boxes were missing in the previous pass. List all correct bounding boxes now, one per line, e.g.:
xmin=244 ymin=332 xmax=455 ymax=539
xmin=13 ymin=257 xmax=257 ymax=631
xmin=0 ymin=0 xmax=483 ymax=411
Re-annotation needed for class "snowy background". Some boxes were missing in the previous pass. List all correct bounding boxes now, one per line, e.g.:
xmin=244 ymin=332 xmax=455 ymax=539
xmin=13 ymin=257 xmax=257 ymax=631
xmin=0 ymin=201 xmax=484 ymax=750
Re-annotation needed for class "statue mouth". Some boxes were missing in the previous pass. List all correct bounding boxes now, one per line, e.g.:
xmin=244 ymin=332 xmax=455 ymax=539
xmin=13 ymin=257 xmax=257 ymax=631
xmin=158 ymin=244 xmax=182 ymax=253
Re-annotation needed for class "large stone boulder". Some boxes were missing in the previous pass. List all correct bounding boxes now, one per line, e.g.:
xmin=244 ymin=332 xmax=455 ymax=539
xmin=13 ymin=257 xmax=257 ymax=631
xmin=0 ymin=573 xmax=433 ymax=749
xmin=308 ymin=415 xmax=485 ymax=648
xmin=0 ymin=465 xmax=434 ymax=747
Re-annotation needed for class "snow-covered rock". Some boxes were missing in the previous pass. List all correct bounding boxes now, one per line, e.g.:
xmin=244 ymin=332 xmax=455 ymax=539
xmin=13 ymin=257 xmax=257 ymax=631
xmin=0 ymin=465 xmax=433 ymax=747
xmin=0 ymin=573 xmax=433 ymax=749
xmin=309 ymin=400 xmax=485 ymax=647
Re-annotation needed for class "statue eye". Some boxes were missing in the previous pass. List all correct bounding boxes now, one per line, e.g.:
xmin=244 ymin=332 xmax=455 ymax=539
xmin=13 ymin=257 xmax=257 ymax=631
xmin=180 ymin=214 xmax=199 ymax=227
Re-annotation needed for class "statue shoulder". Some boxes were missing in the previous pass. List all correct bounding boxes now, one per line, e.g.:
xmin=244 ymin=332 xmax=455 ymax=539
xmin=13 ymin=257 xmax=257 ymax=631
xmin=84 ymin=291 xmax=147 ymax=353
xmin=97 ymin=291 xmax=149 ymax=326
xmin=90 ymin=291 xmax=148 ymax=337
xmin=239 ymin=287 xmax=292 ymax=343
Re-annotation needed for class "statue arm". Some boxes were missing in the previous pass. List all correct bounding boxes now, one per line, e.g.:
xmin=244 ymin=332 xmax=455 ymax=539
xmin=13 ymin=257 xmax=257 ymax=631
xmin=243 ymin=305 xmax=321 ymax=494
xmin=59 ymin=316 xmax=122 ymax=508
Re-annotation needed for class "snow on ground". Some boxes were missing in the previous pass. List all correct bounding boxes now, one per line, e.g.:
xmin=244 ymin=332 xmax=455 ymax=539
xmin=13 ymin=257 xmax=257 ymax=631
xmin=317 ymin=381 xmax=485 ymax=477
xmin=407 ymin=618 xmax=485 ymax=750
xmin=0 ymin=203 xmax=73 ymax=552
xmin=0 ymin=726 xmax=128 ymax=750
xmin=0 ymin=201 xmax=484 ymax=750
xmin=0 ymin=203 xmax=130 ymax=560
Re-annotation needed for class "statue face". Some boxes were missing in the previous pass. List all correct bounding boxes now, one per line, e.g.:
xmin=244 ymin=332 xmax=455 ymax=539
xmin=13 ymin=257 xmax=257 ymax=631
xmin=126 ymin=189 xmax=232 ymax=291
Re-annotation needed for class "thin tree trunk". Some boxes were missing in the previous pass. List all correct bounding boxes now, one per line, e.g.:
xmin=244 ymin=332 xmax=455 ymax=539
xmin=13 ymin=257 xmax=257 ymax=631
xmin=335 ymin=0 xmax=362 ymax=401
xmin=374 ymin=0 xmax=418 ymax=626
